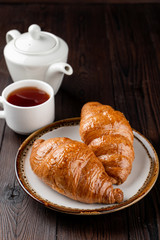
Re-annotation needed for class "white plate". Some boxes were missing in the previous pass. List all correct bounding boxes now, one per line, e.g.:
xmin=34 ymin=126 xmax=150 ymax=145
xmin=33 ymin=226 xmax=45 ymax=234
xmin=15 ymin=118 xmax=159 ymax=215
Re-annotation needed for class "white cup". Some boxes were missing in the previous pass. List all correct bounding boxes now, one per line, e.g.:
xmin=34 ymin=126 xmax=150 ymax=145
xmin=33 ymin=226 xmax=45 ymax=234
xmin=0 ymin=79 xmax=55 ymax=134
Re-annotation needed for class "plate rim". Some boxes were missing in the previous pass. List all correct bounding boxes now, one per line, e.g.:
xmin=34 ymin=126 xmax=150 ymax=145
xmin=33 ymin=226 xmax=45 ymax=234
xmin=15 ymin=117 xmax=159 ymax=215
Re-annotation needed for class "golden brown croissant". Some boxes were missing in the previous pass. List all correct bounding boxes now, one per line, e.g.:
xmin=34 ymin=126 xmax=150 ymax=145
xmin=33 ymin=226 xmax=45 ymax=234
xmin=30 ymin=137 xmax=123 ymax=204
xmin=79 ymin=102 xmax=134 ymax=185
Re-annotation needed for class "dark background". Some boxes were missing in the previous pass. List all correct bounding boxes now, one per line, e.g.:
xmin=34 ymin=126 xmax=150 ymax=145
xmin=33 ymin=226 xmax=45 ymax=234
xmin=0 ymin=1 xmax=160 ymax=239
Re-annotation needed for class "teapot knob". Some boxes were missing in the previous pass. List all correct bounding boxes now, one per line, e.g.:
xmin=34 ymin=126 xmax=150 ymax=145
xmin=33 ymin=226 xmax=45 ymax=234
xmin=28 ymin=24 xmax=41 ymax=40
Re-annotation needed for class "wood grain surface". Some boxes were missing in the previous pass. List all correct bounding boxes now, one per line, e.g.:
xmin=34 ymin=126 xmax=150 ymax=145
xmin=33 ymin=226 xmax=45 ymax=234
xmin=0 ymin=3 xmax=159 ymax=240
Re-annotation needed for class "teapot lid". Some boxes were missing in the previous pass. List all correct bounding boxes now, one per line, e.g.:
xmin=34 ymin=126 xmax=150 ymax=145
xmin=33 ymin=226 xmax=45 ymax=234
xmin=14 ymin=24 xmax=59 ymax=54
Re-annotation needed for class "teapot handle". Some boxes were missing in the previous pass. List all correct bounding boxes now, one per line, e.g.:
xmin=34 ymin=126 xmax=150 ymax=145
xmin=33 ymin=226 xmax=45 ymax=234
xmin=6 ymin=30 xmax=21 ymax=43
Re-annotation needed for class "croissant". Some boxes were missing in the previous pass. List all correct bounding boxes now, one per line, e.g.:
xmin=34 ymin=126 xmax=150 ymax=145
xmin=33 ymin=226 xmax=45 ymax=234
xmin=79 ymin=102 xmax=134 ymax=185
xmin=30 ymin=137 xmax=123 ymax=204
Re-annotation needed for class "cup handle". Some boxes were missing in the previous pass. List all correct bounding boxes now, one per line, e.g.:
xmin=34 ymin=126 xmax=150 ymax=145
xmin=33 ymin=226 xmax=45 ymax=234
xmin=0 ymin=97 xmax=5 ymax=119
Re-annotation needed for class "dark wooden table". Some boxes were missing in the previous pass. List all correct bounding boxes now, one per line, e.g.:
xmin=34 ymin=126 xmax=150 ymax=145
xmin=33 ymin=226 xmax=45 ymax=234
xmin=0 ymin=2 xmax=160 ymax=240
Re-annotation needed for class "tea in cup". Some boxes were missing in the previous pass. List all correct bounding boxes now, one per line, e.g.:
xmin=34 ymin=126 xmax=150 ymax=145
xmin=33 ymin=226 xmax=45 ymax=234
xmin=0 ymin=79 xmax=55 ymax=134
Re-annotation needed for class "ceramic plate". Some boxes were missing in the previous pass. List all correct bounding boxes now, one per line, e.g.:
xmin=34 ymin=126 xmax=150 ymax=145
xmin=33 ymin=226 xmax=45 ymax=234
xmin=15 ymin=118 xmax=159 ymax=215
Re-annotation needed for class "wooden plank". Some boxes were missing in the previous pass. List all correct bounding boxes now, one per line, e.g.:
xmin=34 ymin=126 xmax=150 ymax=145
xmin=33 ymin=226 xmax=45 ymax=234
xmin=0 ymin=129 xmax=57 ymax=240
xmin=104 ymin=4 xmax=160 ymax=240
xmin=60 ymin=4 xmax=114 ymax=107
xmin=55 ymin=4 xmax=128 ymax=239
xmin=0 ymin=5 xmax=58 ymax=240
xmin=0 ymin=13 xmax=12 ymax=153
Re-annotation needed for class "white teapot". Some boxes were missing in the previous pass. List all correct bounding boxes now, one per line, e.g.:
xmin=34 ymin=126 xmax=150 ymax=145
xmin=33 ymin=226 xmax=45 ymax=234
xmin=4 ymin=24 xmax=73 ymax=94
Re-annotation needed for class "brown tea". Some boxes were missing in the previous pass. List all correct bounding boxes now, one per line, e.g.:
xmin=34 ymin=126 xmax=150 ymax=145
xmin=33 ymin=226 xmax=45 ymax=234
xmin=7 ymin=86 xmax=50 ymax=107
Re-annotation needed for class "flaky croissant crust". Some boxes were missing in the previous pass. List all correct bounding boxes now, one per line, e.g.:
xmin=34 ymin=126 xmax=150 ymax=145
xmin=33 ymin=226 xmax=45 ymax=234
xmin=80 ymin=102 xmax=135 ymax=184
xmin=30 ymin=137 xmax=123 ymax=204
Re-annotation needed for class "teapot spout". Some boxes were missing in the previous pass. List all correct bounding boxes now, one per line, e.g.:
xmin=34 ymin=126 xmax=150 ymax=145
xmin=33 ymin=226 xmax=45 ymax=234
xmin=52 ymin=62 xmax=73 ymax=75
xmin=45 ymin=62 xmax=73 ymax=94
